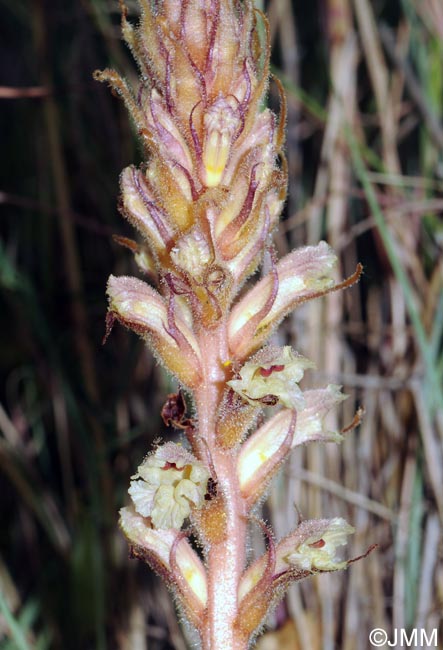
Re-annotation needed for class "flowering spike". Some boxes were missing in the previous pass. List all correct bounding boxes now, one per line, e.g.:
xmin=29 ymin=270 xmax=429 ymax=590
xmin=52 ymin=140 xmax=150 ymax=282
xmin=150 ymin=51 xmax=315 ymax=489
xmin=96 ymin=0 xmax=365 ymax=646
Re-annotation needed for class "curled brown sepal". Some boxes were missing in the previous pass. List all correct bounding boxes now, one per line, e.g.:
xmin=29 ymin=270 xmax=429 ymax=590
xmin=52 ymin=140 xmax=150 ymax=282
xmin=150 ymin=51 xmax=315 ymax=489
xmin=237 ymin=411 xmax=297 ymax=507
xmin=161 ymin=390 xmax=194 ymax=430
xmin=102 ymin=310 xmax=116 ymax=346
xmin=93 ymin=69 xmax=146 ymax=138
xmin=119 ymin=506 xmax=208 ymax=623
xmin=106 ymin=275 xmax=202 ymax=388
xmin=234 ymin=517 xmax=277 ymax=644
xmin=228 ymin=242 xmax=362 ymax=360
xmin=341 ymin=406 xmax=365 ymax=434
xmin=347 ymin=543 xmax=378 ymax=565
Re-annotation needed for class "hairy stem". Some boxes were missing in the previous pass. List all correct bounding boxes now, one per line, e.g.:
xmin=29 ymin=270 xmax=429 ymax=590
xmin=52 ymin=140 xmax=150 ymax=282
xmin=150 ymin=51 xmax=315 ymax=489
xmin=195 ymin=325 xmax=248 ymax=650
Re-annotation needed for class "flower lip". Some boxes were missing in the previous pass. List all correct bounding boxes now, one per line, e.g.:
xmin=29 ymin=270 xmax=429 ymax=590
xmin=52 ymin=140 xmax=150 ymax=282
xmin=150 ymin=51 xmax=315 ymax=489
xmin=284 ymin=518 xmax=355 ymax=572
xmin=292 ymin=384 xmax=347 ymax=447
xmin=227 ymin=346 xmax=315 ymax=409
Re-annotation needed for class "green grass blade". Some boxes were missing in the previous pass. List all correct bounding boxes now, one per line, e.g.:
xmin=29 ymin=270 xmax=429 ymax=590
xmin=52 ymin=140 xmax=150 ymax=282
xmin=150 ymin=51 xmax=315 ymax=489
xmin=346 ymin=127 xmax=443 ymax=414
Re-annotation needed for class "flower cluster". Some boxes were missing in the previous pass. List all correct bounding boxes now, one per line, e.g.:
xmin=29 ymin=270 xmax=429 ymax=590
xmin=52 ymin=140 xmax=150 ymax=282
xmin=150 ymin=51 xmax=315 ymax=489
xmin=95 ymin=1 xmax=365 ymax=648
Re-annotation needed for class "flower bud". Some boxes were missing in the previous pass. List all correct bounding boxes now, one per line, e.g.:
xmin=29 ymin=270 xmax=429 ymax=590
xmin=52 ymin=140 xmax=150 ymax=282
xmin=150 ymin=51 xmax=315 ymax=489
xmin=119 ymin=506 xmax=207 ymax=624
xmin=106 ymin=275 xmax=202 ymax=387
xmin=202 ymin=97 xmax=242 ymax=187
xmin=228 ymin=241 xmax=338 ymax=359
xmin=237 ymin=411 xmax=296 ymax=505
xmin=120 ymin=166 xmax=175 ymax=255
xmin=129 ymin=442 xmax=210 ymax=530
xmin=170 ymin=228 xmax=212 ymax=282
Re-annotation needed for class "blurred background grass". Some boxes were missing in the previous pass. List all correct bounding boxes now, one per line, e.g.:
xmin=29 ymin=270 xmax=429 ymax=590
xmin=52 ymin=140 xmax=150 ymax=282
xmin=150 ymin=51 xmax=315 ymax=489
xmin=0 ymin=0 xmax=442 ymax=648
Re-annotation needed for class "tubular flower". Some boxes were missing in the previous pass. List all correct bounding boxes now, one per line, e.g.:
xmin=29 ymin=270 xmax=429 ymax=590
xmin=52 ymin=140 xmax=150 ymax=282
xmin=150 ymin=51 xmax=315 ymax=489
xmin=96 ymin=1 xmax=366 ymax=648
xmin=129 ymin=442 xmax=210 ymax=530
xmin=238 ymin=518 xmax=355 ymax=604
xmin=284 ymin=518 xmax=355 ymax=572
xmin=227 ymin=346 xmax=315 ymax=408
xmin=228 ymin=241 xmax=339 ymax=359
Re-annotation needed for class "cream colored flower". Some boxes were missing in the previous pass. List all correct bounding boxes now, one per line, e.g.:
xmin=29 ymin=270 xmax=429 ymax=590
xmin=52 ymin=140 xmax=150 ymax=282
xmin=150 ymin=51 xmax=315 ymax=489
xmin=285 ymin=518 xmax=355 ymax=571
xmin=129 ymin=442 xmax=209 ymax=530
xmin=227 ymin=346 xmax=314 ymax=409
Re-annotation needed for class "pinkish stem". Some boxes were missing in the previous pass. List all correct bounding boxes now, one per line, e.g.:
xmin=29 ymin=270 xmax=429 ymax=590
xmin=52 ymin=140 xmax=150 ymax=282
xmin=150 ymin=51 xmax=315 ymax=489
xmin=195 ymin=325 xmax=248 ymax=650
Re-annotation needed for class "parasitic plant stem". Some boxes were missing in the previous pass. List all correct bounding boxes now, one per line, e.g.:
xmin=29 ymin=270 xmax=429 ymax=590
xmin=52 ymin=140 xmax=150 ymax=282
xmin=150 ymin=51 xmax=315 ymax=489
xmin=195 ymin=326 xmax=248 ymax=648
xmin=203 ymin=452 xmax=247 ymax=649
